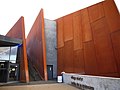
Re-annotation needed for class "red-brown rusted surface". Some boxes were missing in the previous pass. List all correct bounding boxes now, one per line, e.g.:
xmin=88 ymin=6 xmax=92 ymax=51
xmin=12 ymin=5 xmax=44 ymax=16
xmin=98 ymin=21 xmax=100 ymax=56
xmin=91 ymin=17 xmax=117 ymax=74
xmin=57 ymin=48 xmax=64 ymax=75
xmin=83 ymin=41 xmax=98 ymax=75
xmin=73 ymin=11 xmax=83 ymax=50
xmin=26 ymin=9 xmax=47 ymax=80
xmin=6 ymin=17 xmax=29 ymax=82
xmin=63 ymin=14 xmax=73 ymax=42
xmin=111 ymin=30 xmax=120 ymax=77
xmin=103 ymin=0 xmax=120 ymax=33
xmin=81 ymin=8 xmax=92 ymax=42
xmin=64 ymin=40 xmax=74 ymax=72
xmin=73 ymin=49 xmax=84 ymax=73
xmin=88 ymin=2 xmax=104 ymax=23
xmin=56 ymin=0 xmax=120 ymax=77
xmin=57 ymin=18 xmax=64 ymax=48
xmin=100 ymin=73 xmax=119 ymax=77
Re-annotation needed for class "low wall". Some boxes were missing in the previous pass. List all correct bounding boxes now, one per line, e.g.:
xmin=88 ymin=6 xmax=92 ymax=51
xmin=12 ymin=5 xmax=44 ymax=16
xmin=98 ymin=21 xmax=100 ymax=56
xmin=63 ymin=73 xmax=120 ymax=90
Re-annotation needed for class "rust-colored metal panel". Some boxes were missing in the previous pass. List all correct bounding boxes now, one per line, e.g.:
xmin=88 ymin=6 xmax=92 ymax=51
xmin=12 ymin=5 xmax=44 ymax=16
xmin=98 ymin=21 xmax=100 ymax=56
xmin=73 ymin=11 xmax=83 ymax=50
xmin=6 ymin=17 xmax=23 ymax=39
xmin=56 ymin=18 xmax=64 ymax=48
xmin=103 ymin=0 xmax=120 ymax=33
xmin=91 ymin=18 xmax=117 ymax=74
xmin=57 ymin=48 xmax=64 ymax=75
xmin=6 ymin=17 xmax=29 ymax=82
xmin=88 ymin=2 xmax=104 ymax=23
xmin=64 ymin=40 xmax=74 ymax=72
xmin=83 ymin=41 xmax=98 ymax=75
xmin=27 ymin=9 xmax=47 ymax=80
xmin=56 ymin=0 xmax=120 ymax=78
xmin=111 ymin=30 xmax=120 ymax=76
xmin=81 ymin=8 xmax=92 ymax=42
xmin=73 ymin=49 xmax=84 ymax=73
xmin=41 ymin=10 xmax=47 ymax=81
xmin=63 ymin=14 xmax=73 ymax=42
xmin=100 ymin=73 xmax=119 ymax=77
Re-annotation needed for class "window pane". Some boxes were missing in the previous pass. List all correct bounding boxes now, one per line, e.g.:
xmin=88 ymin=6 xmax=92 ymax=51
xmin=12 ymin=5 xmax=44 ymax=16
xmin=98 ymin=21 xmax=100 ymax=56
xmin=10 ymin=46 xmax=18 ymax=63
xmin=0 ymin=47 xmax=10 ymax=61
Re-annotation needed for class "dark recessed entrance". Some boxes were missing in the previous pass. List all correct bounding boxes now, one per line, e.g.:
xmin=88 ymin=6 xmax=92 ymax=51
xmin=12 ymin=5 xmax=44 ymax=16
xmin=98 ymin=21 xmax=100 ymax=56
xmin=0 ymin=46 xmax=20 ymax=82
xmin=0 ymin=35 xmax=22 ymax=83
xmin=0 ymin=61 xmax=9 ymax=82
xmin=47 ymin=65 xmax=53 ymax=80
xmin=9 ymin=63 xmax=19 ymax=81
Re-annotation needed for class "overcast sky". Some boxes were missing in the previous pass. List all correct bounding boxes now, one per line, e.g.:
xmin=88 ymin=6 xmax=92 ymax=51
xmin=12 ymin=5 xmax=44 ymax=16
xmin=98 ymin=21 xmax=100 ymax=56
xmin=0 ymin=0 xmax=119 ymax=37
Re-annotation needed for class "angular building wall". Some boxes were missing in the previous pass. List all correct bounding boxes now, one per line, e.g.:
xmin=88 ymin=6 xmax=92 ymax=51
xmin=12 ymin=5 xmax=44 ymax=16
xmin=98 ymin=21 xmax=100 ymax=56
xmin=44 ymin=19 xmax=57 ymax=79
xmin=6 ymin=17 xmax=29 ymax=82
xmin=56 ymin=0 xmax=120 ymax=77
xmin=26 ymin=9 xmax=47 ymax=80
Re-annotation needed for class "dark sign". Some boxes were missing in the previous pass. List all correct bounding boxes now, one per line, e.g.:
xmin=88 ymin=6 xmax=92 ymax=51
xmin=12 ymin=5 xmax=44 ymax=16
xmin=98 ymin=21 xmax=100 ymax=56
xmin=71 ymin=76 xmax=94 ymax=90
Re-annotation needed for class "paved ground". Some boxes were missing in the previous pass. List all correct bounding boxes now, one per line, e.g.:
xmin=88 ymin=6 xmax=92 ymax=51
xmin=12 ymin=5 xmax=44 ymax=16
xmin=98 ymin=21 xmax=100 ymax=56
xmin=0 ymin=81 xmax=56 ymax=86
xmin=0 ymin=83 xmax=80 ymax=90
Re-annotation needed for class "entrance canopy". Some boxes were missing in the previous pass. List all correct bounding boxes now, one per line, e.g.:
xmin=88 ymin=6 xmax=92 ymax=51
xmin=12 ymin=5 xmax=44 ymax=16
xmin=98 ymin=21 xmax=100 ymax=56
xmin=0 ymin=35 xmax=22 ymax=47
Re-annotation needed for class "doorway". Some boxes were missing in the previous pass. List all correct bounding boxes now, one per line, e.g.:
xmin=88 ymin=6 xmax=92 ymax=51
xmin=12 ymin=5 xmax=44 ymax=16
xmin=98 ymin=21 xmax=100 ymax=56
xmin=9 ymin=63 xmax=19 ymax=81
xmin=0 ymin=46 xmax=19 ymax=82
xmin=47 ymin=65 xmax=53 ymax=80
xmin=0 ymin=61 xmax=9 ymax=82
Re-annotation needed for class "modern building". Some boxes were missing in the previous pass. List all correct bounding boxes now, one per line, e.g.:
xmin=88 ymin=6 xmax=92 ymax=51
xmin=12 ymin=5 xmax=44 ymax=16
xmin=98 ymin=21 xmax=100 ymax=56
xmin=26 ymin=0 xmax=120 ymax=81
xmin=0 ymin=17 xmax=29 ymax=83
xmin=56 ymin=0 xmax=120 ymax=77
xmin=0 ymin=0 xmax=120 ymax=83
xmin=0 ymin=35 xmax=22 ymax=82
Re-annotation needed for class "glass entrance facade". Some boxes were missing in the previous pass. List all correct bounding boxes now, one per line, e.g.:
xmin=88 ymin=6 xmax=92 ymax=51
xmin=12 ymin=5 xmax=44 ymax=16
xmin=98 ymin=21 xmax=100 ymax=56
xmin=0 ymin=46 xmax=19 ymax=82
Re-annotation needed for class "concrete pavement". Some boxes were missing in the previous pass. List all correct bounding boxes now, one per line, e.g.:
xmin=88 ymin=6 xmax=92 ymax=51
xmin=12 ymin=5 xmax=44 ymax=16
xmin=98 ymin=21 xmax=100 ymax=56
xmin=0 ymin=83 xmax=80 ymax=90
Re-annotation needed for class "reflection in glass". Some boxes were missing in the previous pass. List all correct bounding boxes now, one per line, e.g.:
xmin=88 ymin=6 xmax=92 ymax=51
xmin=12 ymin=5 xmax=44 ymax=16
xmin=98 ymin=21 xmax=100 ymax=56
xmin=0 ymin=46 xmax=18 ymax=63
xmin=10 ymin=46 xmax=18 ymax=63
xmin=0 ymin=47 xmax=10 ymax=60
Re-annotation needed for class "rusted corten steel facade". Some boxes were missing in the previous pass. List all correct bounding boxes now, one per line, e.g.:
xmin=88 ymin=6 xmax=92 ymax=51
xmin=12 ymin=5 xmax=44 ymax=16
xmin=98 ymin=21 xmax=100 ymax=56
xmin=26 ymin=9 xmax=48 ymax=80
xmin=56 ymin=0 xmax=120 ymax=77
xmin=6 ymin=17 xmax=29 ymax=82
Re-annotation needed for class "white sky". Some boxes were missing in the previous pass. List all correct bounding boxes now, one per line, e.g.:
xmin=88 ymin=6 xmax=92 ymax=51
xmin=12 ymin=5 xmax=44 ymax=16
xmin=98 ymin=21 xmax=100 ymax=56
xmin=0 ymin=0 xmax=120 ymax=37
